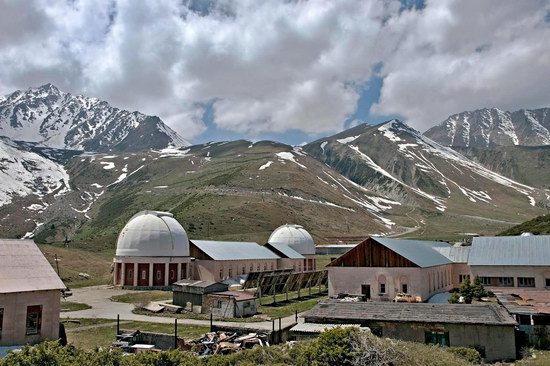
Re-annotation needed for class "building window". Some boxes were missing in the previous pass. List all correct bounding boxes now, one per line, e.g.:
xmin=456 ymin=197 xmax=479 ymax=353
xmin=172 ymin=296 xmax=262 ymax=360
xmin=479 ymin=277 xmax=491 ymax=286
xmin=228 ymin=268 xmax=232 ymax=278
xmin=214 ymin=300 xmax=222 ymax=308
xmin=170 ymin=270 xmax=175 ymax=279
xmin=425 ymin=331 xmax=449 ymax=347
xmin=26 ymin=305 xmax=42 ymax=336
xmin=0 ymin=308 xmax=3 ymax=339
xmin=257 ymin=264 xmax=260 ymax=271
xmin=242 ymin=266 xmax=246 ymax=275
xmin=263 ymin=263 xmax=267 ymax=271
xmin=142 ymin=270 xmax=148 ymax=280
xmin=250 ymin=264 xmax=253 ymax=272
xmin=546 ymin=278 xmax=550 ymax=287
xmin=498 ymin=277 xmax=514 ymax=287
xmin=459 ymin=274 xmax=470 ymax=284
xmin=518 ymin=277 xmax=535 ymax=287
xmin=271 ymin=263 xmax=274 ymax=270
xmin=402 ymin=284 xmax=408 ymax=294
xmin=379 ymin=283 xmax=386 ymax=294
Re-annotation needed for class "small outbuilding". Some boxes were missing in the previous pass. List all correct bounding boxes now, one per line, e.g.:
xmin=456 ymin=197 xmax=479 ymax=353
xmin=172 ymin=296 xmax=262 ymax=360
xmin=172 ymin=280 xmax=228 ymax=311
xmin=305 ymin=301 xmax=517 ymax=362
xmin=0 ymin=239 xmax=65 ymax=346
xmin=204 ymin=291 xmax=257 ymax=318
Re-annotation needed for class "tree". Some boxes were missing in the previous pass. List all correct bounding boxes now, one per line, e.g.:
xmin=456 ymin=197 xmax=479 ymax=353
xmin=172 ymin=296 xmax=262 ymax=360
xmin=471 ymin=276 xmax=488 ymax=300
xmin=459 ymin=279 xmax=473 ymax=304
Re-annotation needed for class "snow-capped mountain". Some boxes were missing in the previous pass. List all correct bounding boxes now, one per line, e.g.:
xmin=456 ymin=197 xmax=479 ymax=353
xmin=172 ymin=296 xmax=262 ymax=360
xmin=305 ymin=120 xmax=547 ymax=226
xmin=0 ymin=84 xmax=189 ymax=152
xmin=0 ymin=136 xmax=70 ymax=207
xmin=424 ymin=107 xmax=550 ymax=147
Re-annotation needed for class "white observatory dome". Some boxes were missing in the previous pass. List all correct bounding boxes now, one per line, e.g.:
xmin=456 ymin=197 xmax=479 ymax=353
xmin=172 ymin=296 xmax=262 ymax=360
xmin=268 ymin=224 xmax=315 ymax=255
xmin=115 ymin=211 xmax=189 ymax=257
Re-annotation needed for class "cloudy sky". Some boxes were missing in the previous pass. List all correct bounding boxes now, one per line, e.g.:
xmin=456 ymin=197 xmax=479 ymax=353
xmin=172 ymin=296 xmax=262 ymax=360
xmin=1 ymin=0 xmax=549 ymax=144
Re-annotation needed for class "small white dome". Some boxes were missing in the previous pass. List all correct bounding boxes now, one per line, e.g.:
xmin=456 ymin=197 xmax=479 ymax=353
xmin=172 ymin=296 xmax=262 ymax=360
xmin=268 ymin=224 xmax=315 ymax=255
xmin=521 ymin=232 xmax=534 ymax=236
xmin=116 ymin=211 xmax=189 ymax=257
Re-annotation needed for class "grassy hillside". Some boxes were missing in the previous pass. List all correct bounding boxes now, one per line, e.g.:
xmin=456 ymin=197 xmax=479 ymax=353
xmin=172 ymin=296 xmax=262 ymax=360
xmin=499 ymin=213 xmax=550 ymax=236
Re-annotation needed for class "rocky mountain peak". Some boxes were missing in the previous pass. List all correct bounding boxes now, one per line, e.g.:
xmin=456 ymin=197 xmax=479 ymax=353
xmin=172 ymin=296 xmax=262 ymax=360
xmin=424 ymin=107 xmax=550 ymax=148
xmin=0 ymin=84 xmax=189 ymax=152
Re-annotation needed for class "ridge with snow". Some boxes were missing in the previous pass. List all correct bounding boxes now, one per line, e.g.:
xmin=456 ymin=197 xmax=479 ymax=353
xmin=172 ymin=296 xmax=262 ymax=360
xmin=424 ymin=107 xmax=550 ymax=148
xmin=0 ymin=83 xmax=189 ymax=152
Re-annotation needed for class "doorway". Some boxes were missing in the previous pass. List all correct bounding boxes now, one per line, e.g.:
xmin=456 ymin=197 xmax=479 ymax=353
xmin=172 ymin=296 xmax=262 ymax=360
xmin=361 ymin=284 xmax=371 ymax=300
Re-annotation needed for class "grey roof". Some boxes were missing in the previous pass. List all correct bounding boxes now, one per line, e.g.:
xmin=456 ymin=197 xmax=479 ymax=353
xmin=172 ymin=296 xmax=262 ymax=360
xmin=374 ymin=238 xmax=451 ymax=268
xmin=469 ymin=235 xmax=550 ymax=266
xmin=173 ymin=280 xmax=219 ymax=288
xmin=433 ymin=246 xmax=471 ymax=263
xmin=265 ymin=242 xmax=304 ymax=259
xmin=305 ymin=301 xmax=517 ymax=326
xmin=290 ymin=323 xmax=362 ymax=333
xmin=191 ymin=240 xmax=281 ymax=260
xmin=0 ymin=239 xmax=65 ymax=293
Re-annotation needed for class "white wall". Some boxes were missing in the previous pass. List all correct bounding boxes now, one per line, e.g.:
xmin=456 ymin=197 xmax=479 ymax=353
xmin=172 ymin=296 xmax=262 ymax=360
xmin=0 ymin=290 xmax=60 ymax=346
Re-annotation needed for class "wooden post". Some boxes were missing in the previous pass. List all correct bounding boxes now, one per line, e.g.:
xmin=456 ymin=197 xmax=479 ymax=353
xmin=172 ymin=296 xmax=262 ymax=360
xmin=210 ymin=313 xmax=213 ymax=332
xmin=174 ymin=318 xmax=178 ymax=349
xmin=278 ymin=317 xmax=281 ymax=331
xmin=116 ymin=314 xmax=120 ymax=335
xmin=295 ymin=310 xmax=298 ymax=322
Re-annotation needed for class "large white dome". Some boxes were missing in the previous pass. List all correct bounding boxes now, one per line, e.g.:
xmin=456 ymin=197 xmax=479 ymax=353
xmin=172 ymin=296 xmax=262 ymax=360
xmin=115 ymin=211 xmax=189 ymax=257
xmin=268 ymin=224 xmax=315 ymax=255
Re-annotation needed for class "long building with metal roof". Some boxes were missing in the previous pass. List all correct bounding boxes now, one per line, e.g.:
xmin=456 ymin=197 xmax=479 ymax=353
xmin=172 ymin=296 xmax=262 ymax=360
xmin=326 ymin=235 xmax=550 ymax=303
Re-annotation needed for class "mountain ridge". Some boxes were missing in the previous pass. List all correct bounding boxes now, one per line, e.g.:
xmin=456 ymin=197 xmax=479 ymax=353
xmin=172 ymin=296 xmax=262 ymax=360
xmin=424 ymin=107 xmax=550 ymax=148
xmin=0 ymin=83 xmax=189 ymax=152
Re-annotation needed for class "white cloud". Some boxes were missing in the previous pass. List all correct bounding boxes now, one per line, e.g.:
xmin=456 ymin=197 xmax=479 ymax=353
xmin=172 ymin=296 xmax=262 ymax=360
xmin=0 ymin=0 xmax=549 ymax=139
xmin=371 ymin=0 xmax=550 ymax=130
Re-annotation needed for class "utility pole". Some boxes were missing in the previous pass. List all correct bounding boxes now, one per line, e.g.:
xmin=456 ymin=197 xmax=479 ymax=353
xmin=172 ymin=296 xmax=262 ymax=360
xmin=54 ymin=254 xmax=61 ymax=278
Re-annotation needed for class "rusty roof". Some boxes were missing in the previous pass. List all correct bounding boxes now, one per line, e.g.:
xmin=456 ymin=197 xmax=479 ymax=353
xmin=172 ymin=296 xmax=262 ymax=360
xmin=305 ymin=300 xmax=517 ymax=326
xmin=208 ymin=291 xmax=256 ymax=301
xmin=0 ymin=239 xmax=65 ymax=293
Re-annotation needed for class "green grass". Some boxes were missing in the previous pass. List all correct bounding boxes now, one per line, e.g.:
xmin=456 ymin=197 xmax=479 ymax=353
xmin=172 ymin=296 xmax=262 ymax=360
xmin=132 ymin=308 xmax=265 ymax=322
xmin=258 ymin=286 xmax=327 ymax=319
xmin=517 ymin=350 xmax=550 ymax=365
xmin=64 ymin=318 xmax=209 ymax=350
xmin=110 ymin=291 xmax=172 ymax=304
xmin=499 ymin=213 xmax=550 ymax=236
xmin=316 ymin=254 xmax=336 ymax=268
xmin=60 ymin=301 xmax=92 ymax=312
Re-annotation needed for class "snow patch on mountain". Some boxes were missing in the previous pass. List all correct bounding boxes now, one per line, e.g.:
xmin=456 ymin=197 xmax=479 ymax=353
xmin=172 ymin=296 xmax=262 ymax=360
xmin=0 ymin=137 xmax=70 ymax=206
xmin=276 ymin=152 xmax=307 ymax=169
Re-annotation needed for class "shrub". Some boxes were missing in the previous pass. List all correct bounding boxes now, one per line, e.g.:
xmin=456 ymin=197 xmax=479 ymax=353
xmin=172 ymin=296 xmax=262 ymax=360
xmin=447 ymin=347 xmax=481 ymax=364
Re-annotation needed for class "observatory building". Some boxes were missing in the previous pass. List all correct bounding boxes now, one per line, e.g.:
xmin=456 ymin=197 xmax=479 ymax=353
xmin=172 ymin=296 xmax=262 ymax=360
xmin=113 ymin=211 xmax=317 ymax=288
xmin=113 ymin=211 xmax=192 ymax=288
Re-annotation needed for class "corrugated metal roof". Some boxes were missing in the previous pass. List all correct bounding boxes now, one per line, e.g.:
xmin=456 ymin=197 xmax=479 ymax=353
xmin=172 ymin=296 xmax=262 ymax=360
xmin=192 ymin=240 xmax=280 ymax=260
xmin=173 ymin=280 xmax=219 ymax=288
xmin=374 ymin=238 xmax=451 ymax=268
xmin=265 ymin=242 xmax=304 ymax=259
xmin=433 ymin=246 xmax=471 ymax=263
xmin=208 ymin=291 xmax=256 ymax=301
xmin=0 ymin=239 xmax=65 ymax=293
xmin=469 ymin=236 xmax=550 ymax=266
xmin=290 ymin=323 xmax=361 ymax=333
xmin=305 ymin=301 xmax=517 ymax=326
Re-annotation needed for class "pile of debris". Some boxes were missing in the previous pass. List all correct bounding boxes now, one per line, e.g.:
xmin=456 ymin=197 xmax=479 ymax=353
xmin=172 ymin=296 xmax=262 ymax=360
xmin=191 ymin=331 xmax=270 ymax=356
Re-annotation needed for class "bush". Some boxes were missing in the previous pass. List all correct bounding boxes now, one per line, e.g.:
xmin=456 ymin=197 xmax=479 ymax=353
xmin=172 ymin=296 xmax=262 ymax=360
xmin=447 ymin=347 xmax=481 ymax=364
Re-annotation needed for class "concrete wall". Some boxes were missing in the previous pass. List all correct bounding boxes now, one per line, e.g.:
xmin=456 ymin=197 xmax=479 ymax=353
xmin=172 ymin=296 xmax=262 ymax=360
xmin=328 ymin=264 xmax=454 ymax=301
xmin=470 ymin=265 xmax=550 ymax=289
xmin=0 ymin=290 xmax=60 ymax=346
xmin=193 ymin=259 xmax=279 ymax=282
xmin=374 ymin=321 xmax=515 ymax=362
xmin=203 ymin=295 xmax=257 ymax=318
